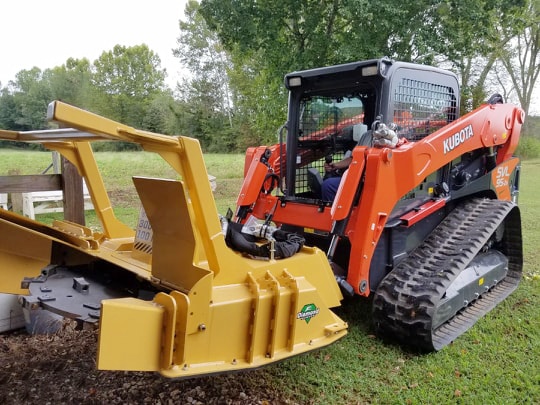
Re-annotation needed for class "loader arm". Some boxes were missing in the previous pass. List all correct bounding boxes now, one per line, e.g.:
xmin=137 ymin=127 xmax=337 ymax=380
xmin=0 ymin=101 xmax=347 ymax=378
xmin=339 ymin=102 xmax=524 ymax=295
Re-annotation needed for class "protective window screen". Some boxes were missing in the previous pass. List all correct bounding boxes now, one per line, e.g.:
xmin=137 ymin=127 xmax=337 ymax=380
xmin=295 ymin=96 xmax=365 ymax=195
xmin=394 ymin=79 xmax=457 ymax=141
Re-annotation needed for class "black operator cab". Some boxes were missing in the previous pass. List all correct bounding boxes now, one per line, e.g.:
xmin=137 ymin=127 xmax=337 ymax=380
xmin=283 ymin=57 xmax=460 ymax=201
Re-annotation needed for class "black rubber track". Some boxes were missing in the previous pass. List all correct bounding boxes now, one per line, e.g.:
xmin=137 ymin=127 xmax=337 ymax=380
xmin=372 ymin=198 xmax=522 ymax=351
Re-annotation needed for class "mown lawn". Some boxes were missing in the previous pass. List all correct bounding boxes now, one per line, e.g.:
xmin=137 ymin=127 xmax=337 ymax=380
xmin=0 ymin=149 xmax=538 ymax=404
xmin=272 ymin=158 xmax=540 ymax=404
xmin=0 ymin=149 xmax=244 ymax=224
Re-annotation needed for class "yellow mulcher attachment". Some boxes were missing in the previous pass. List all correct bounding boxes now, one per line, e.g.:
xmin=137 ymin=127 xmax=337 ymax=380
xmin=0 ymin=101 xmax=347 ymax=378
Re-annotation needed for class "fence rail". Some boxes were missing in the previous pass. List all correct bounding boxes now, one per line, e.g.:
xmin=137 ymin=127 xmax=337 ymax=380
xmin=0 ymin=155 xmax=87 ymax=225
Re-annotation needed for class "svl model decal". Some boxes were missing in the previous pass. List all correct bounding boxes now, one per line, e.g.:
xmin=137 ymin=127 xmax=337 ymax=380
xmin=491 ymin=157 xmax=519 ymax=200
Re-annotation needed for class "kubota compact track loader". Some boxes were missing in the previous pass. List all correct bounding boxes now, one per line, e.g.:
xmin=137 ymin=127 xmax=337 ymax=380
xmin=0 ymin=57 xmax=523 ymax=377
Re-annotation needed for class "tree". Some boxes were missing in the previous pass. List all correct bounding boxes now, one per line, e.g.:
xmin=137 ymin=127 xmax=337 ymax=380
xmin=0 ymin=68 xmax=52 ymax=149
xmin=92 ymin=44 xmax=167 ymax=128
xmin=0 ymin=86 xmax=31 ymax=148
xmin=175 ymin=1 xmax=233 ymax=120
xmin=46 ymin=58 xmax=93 ymax=109
xmin=424 ymin=0 xmax=528 ymax=112
xmin=0 ymin=45 xmax=172 ymax=151
xmin=200 ymin=0 xmax=510 ymax=141
xmin=9 ymin=67 xmax=52 ymax=130
xmin=199 ymin=0 xmax=363 ymax=143
xmin=198 ymin=0 xmax=537 ymax=133
xmin=141 ymin=92 xmax=180 ymax=135
xmin=173 ymin=0 xmax=237 ymax=151
xmin=498 ymin=0 xmax=540 ymax=118
xmin=0 ymin=87 xmax=21 ymax=131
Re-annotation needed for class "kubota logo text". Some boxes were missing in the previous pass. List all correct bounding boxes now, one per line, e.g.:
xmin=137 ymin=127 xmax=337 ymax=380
xmin=443 ymin=124 xmax=474 ymax=154
xmin=297 ymin=303 xmax=320 ymax=324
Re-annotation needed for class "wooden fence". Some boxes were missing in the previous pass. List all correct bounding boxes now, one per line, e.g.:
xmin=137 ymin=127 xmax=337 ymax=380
xmin=0 ymin=152 xmax=87 ymax=225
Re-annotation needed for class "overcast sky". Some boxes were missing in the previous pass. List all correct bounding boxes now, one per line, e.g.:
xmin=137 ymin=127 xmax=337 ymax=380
xmin=0 ymin=0 xmax=188 ymax=88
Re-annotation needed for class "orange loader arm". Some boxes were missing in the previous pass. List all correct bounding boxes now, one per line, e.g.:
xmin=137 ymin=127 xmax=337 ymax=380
xmin=338 ymin=102 xmax=524 ymax=295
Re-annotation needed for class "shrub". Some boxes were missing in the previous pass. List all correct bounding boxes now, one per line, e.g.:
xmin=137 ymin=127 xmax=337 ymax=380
xmin=91 ymin=141 xmax=142 ymax=152
xmin=515 ymin=136 xmax=540 ymax=160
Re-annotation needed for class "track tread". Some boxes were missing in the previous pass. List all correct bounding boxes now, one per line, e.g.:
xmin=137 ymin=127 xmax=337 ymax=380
xmin=372 ymin=198 xmax=522 ymax=351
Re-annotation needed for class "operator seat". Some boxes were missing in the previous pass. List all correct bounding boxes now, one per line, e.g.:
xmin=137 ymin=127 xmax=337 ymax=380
xmin=307 ymin=167 xmax=324 ymax=198
xmin=307 ymin=129 xmax=372 ymax=199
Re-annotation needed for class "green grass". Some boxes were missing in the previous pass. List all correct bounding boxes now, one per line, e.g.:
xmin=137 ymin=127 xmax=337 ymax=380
xmin=520 ymin=159 xmax=540 ymax=281
xmin=1 ymin=149 xmax=539 ymax=403
xmin=0 ymin=149 xmax=245 ymax=227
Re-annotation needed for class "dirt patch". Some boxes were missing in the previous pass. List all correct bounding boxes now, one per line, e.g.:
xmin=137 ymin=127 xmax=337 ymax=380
xmin=108 ymin=188 xmax=140 ymax=208
xmin=0 ymin=326 xmax=287 ymax=404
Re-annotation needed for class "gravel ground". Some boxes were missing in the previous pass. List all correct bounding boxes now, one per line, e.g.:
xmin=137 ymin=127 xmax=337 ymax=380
xmin=0 ymin=325 xmax=289 ymax=404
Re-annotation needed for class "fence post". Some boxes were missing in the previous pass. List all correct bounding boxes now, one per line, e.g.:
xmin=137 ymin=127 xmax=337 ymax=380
xmin=61 ymin=158 xmax=85 ymax=225
xmin=52 ymin=151 xmax=61 ymax=174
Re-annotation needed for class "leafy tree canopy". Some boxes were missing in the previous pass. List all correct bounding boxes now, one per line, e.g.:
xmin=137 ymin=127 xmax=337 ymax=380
xmin=199 ymin=0 xmax=533 ymax=139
